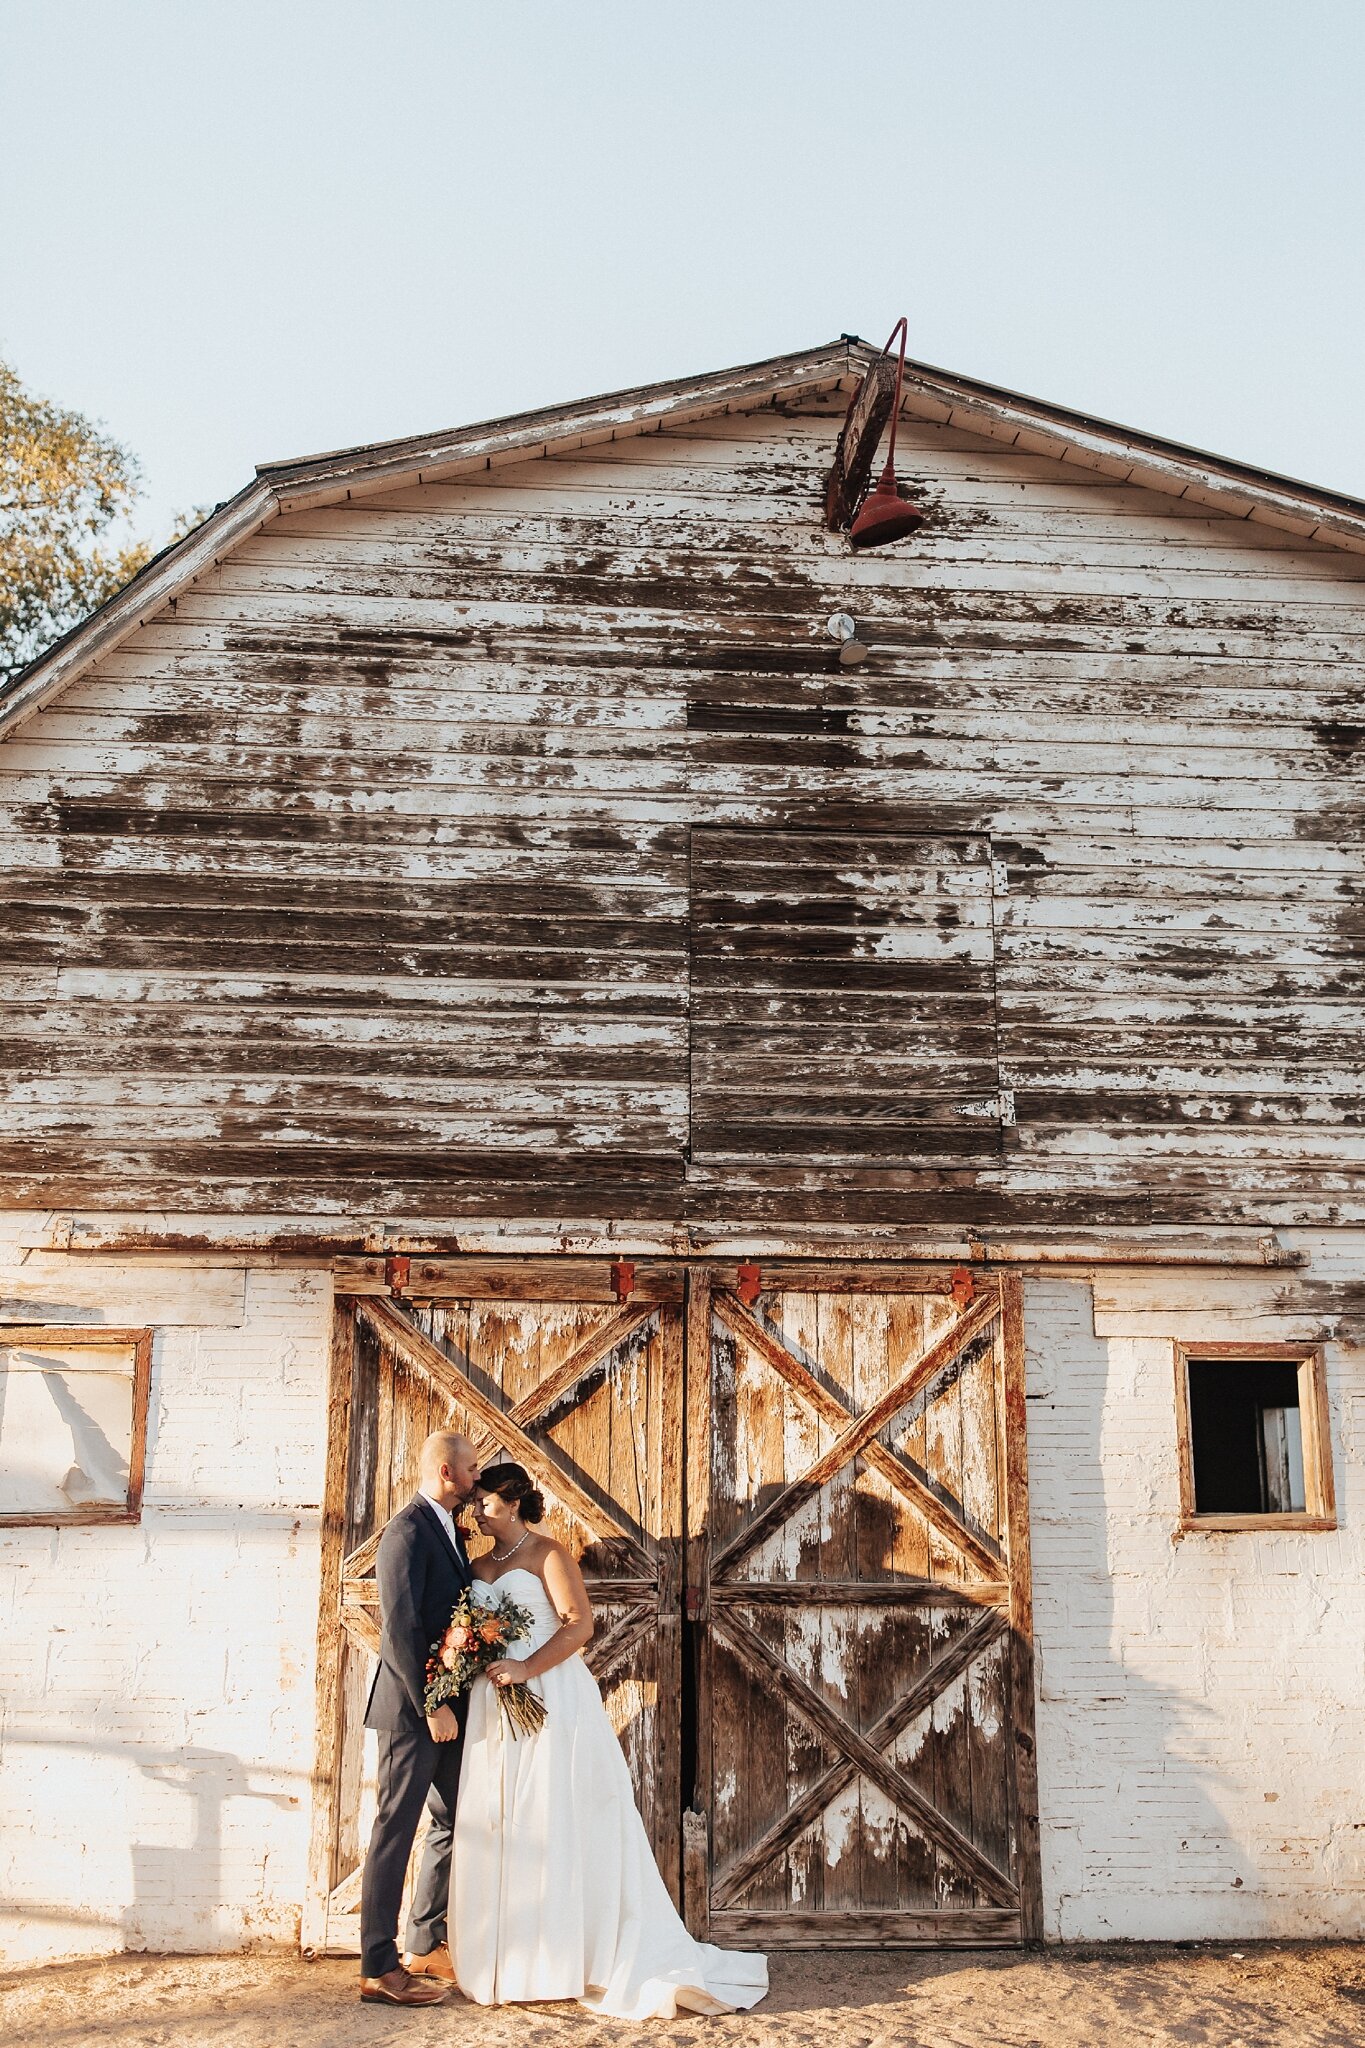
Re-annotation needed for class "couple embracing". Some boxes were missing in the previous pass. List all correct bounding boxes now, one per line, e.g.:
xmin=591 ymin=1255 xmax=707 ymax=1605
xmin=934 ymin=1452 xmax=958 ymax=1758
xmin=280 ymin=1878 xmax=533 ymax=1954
xmin=359 ymin=1430 xmax=768 ymax=2020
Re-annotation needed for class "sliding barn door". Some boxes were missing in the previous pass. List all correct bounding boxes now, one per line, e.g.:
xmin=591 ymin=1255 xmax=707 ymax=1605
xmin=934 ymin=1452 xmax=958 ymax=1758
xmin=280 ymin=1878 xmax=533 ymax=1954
xmin=687 ymin=1269 xmax=1040 ymax=1948
xmin=305 ymin=1272 xmax=685 ymax=1955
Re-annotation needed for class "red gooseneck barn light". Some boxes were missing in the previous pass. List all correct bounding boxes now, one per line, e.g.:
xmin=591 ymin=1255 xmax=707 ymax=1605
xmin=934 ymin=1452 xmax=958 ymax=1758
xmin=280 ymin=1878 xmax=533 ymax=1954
xmin=849 ymin=317 xmax=927 ymax=550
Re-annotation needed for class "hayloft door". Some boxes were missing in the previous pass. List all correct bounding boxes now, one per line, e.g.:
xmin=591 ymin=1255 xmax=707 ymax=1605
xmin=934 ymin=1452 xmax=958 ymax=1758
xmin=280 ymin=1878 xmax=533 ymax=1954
xmin=305 ymin=1270 xmax=685 ymax=1956
xmin=685 ymin=1269 xmax=1041 ymax=1947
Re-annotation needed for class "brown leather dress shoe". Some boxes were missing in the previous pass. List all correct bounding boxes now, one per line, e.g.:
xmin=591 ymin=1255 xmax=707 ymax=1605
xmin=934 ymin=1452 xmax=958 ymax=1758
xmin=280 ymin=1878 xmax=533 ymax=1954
xmin=359 ymin=1964 xmax=451 ymax=2005
xmin=403 ymin=1943 xmax=456 ymax=1982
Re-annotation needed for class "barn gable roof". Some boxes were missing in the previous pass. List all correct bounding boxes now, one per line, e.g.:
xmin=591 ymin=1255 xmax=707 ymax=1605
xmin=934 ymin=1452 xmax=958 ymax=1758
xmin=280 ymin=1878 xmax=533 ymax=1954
xmin=6 ymin=332 xmax=1365 ymax=740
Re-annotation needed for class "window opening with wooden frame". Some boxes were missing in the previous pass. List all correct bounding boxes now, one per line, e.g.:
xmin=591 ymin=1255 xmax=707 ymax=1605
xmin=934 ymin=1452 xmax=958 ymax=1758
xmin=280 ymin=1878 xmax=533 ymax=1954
xmin=0 ymin=1325 xmax=153 ymax=1525
xmin=1174 ymin=1342 xmax=1335 ymax=1533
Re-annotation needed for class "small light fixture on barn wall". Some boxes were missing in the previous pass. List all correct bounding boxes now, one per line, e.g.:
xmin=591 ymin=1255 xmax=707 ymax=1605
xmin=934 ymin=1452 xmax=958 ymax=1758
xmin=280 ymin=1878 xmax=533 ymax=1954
xmin=826 ymin=612 xmax=869 ymax=666
xmin=848 ymin=317 xmax=927 ymax=550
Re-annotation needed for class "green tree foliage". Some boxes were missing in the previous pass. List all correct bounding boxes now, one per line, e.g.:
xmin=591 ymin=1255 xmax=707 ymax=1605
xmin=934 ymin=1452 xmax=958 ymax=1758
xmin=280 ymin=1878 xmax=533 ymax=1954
xmin=0 ymin=355 xmax=153 ymax=684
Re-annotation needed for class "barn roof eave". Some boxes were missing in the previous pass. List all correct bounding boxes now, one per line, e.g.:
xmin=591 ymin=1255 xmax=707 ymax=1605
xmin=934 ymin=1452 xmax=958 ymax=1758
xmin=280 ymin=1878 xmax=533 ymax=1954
xmin=0 ymin=473 xmax=279 ymax=741
xmin=252 ymin=338 xmax=863 ymax=499
xmin=892 ymin=350 xmax=1365 ymax=552
xmin=0 ymin=339 xmax=861 ymax=741
xmin=6 ymin=332 xmax=1365 ymax=741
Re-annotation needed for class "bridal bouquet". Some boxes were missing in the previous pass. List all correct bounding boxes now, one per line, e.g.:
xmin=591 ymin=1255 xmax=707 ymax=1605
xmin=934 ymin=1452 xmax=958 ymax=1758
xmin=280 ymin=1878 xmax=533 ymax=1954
xmin=424 ymin=1587 xmax=547 ymax=1738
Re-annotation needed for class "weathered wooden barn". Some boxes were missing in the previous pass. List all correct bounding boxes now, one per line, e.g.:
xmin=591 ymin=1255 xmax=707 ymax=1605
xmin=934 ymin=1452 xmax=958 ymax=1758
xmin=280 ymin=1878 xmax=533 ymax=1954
xmin=1 ymin=338 xmax=1362 ymax=1963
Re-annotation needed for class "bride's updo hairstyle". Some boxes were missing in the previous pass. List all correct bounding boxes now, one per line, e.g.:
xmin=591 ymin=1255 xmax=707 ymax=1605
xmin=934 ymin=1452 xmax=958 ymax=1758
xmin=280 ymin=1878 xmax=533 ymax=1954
xmin=479 ymin=1461 xmax=545 ymax=1525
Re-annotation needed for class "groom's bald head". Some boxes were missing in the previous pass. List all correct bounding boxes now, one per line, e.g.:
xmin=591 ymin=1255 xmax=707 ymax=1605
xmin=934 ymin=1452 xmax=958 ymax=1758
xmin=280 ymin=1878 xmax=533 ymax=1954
xmin=420 ymin=1430 xmax=480 ymax=1503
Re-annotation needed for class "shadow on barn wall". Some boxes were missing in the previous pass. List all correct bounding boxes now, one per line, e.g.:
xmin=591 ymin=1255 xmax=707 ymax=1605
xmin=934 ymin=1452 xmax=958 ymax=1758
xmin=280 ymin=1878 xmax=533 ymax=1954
xmin=0 ymin=1730 xmax=303 ymax=1957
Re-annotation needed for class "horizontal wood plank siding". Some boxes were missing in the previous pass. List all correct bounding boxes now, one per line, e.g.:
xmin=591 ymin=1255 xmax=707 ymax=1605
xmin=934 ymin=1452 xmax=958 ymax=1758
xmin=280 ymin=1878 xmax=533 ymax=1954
xmin=1 ymin=395 xmax=1362 ymax=1225
xmin=690 ymin=829 xmax=1002 ymax=1172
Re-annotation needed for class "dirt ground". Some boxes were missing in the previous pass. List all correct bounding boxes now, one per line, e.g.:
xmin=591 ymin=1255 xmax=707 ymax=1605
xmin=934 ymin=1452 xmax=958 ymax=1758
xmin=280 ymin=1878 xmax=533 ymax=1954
xmin=1 ymin=1944 xmax=1362 ymax=2048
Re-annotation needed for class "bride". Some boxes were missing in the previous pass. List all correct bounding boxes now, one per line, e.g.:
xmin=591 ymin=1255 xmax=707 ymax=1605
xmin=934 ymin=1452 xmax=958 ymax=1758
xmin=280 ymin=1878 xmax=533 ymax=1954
xmin=448 ymin=1462 xmax=768 ymax=2019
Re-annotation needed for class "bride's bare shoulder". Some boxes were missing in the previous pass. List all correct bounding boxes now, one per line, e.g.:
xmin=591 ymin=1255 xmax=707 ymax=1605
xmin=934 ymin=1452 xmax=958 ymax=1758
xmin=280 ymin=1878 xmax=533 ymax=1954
xmin=521 ymin=1531 xmax=564 ymax=1572
xmin=525 ymin=1534 xmax=582 ymax=1586
xmin=537 ymin=1538 xmax=591 ymax=1590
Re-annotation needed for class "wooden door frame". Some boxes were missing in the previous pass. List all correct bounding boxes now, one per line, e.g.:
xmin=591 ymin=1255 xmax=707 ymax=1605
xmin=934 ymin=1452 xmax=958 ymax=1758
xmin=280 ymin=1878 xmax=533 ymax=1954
xmin=998 ymin=1272 xmax=1043 ymax=1941
xmin=303 ymin=1294 xmax=360 ymax=1953
xmin=305 ymin=1261 xmax=1041 ymax=1954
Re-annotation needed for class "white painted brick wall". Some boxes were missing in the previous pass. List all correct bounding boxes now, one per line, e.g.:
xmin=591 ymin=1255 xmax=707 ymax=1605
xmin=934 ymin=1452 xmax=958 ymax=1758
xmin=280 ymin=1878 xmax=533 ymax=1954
xmin=0 ymin=1235 xmax=332 ymax=1966
xmin=1025 ymin=1255 xmax=1365 ymax=1939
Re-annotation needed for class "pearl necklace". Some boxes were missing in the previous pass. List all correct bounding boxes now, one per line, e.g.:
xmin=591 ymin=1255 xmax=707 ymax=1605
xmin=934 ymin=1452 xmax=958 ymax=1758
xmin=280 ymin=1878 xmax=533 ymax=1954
xmin=490 ymin=1528 xmax=530 ymax=1562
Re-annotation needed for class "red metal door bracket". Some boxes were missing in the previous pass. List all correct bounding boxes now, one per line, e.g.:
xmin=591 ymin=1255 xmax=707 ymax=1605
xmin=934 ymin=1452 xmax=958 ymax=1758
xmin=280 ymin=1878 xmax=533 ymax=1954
xmin=610 ymin=1259 xmax=636 ymax=1302
xmin=736 ymin=1262 xmax=762 ymax=1305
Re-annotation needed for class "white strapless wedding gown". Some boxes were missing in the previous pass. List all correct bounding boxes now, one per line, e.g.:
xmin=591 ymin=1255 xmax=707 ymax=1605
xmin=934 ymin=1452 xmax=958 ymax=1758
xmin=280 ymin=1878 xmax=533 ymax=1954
xmin=450 ymin=1568 xmax=767 ymax=2018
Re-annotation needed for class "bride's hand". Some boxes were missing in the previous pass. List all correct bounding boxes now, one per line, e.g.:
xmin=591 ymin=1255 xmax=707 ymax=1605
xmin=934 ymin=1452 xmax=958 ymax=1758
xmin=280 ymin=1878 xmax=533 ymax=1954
xmin=484 ymin=1659 xmax=523 ymax=1686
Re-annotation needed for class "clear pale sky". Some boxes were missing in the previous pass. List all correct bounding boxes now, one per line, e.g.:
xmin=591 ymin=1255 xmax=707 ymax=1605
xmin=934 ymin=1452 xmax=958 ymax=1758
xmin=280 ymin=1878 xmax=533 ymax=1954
xmin=3 ymin=1 xmax=1364 ymax=542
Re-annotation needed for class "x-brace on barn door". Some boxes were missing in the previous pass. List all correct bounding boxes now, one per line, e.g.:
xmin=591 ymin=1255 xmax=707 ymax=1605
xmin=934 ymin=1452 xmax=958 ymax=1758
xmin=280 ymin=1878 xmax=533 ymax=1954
xmin=305 ymin=1268 xmax=684 ymax=1957
xmin=688 ymin=1267 xmax=1040 ymax=1948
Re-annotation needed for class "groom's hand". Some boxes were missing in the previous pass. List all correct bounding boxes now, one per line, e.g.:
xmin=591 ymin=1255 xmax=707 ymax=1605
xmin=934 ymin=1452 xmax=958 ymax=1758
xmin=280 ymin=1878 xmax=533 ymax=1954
xmin=426 ymin=1706 xmax=460 ymax=1743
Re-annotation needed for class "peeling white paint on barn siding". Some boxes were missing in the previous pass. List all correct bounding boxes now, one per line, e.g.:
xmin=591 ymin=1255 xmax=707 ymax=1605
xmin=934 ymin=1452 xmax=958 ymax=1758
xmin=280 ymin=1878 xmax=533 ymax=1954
xmin=7 ymin=395 xmax=1365 ymax=1230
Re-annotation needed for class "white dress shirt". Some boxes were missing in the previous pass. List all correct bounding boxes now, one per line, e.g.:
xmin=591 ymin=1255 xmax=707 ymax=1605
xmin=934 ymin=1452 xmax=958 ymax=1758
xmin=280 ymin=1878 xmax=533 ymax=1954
xmin=420 ymin=1486 xmax=464 ymax=1561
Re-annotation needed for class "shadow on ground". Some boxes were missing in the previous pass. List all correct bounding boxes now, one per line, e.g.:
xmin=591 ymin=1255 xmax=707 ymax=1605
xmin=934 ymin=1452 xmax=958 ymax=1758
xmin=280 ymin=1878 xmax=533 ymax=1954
xmin=1 ymin=1945 xmax=1363 ymax=2048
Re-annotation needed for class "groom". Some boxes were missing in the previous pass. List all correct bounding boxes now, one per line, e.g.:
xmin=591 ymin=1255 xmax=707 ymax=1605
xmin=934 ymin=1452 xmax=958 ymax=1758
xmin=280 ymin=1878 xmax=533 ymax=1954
xmin=359 ymin=1429 xmax=481 ymax=2006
